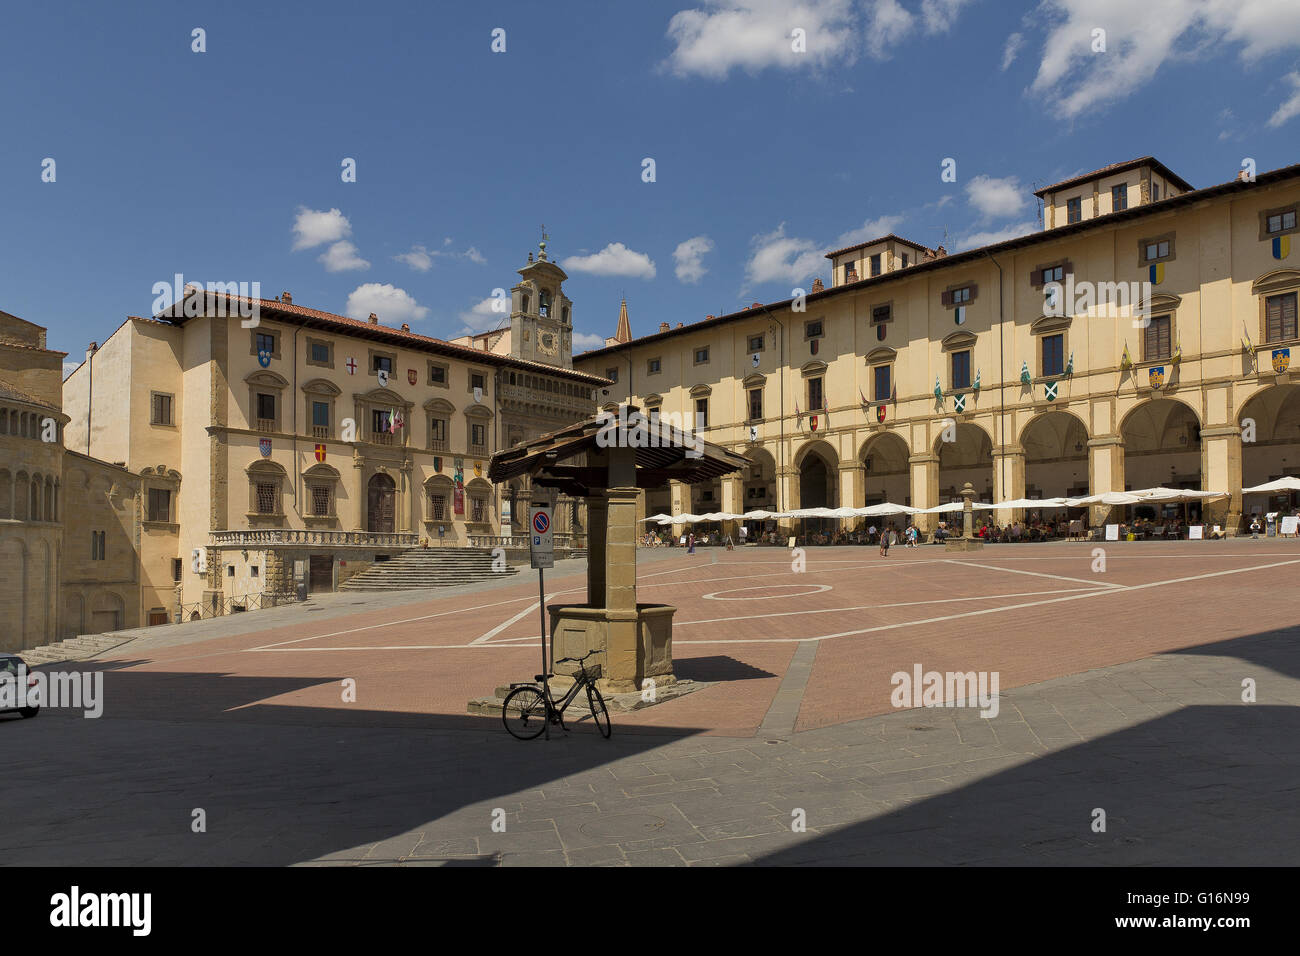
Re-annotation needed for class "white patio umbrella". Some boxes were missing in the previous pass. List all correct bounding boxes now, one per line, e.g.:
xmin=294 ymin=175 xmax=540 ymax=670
xmin=1067 ymin=491 xmax=1143 ymax=506
xmin=643 ymin=513 xmax=673 ymax=522
xmin=1243 ymin=476 xmax=1300 ymax=494
xmin=859 ymin=502 xmax=919 ymax=516
xmin=992 ymin=497 xmax=1071 ymax=509
xmin=919 ymin=501 xmax=974 ymax=513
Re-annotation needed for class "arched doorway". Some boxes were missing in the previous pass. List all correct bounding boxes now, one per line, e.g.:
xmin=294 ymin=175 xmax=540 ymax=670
xmin=1021 ymin=410 xmax=1090 ymax=499
xmin=798 ymin=442 xmax=837 ymax=536
xmin=861 ymin=433 xmax=910 ymax=506
xmin=936 ymin=423 xmax=993 ymax=503
xmin=1239 ymin=384 xmax=1300 ymax=519
xmin=1121 ymin=399 xmax=1203 ymax=521
xmin=366 ymin=473 xmax=396 ymax=533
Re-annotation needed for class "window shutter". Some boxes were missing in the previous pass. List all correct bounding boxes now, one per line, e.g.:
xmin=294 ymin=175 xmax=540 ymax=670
xmin=969 ymin=283 xmax=979 ymax=301
xmin=1030 ymin=269 xmax=1043 ymax=289
xmin=940 ymin=290 xmax=953 ymax=306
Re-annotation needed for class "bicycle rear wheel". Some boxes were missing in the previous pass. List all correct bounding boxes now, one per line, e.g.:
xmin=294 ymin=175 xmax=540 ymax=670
xmin=587 ymin=685 xmax=611 ymax=739
xmin=502 ymin=686 xmax=548 ymax=740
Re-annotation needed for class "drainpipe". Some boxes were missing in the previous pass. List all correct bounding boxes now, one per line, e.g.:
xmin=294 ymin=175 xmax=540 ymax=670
xmin=85 ymin=342 xmax=97 ymax=456
xmin=984 ymin=250 xmax=1008 ymax=509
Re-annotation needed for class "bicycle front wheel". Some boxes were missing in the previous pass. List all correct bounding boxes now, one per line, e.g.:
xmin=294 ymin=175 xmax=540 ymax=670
xmin=587 ymin=686 xmax=612 ymax=739
xmin=502 ymin=686 xmax=548 ymax=740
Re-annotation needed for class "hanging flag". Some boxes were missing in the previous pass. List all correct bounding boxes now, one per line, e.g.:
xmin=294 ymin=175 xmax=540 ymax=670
xmin=859 ymin=387 xmax=868 ymax=407
xmin=954 ymin=393 xmax=967 ymax=413
xmin=1171 ymin=336 xmax=1181 ymax=364
xmin=822 ymin=393 xmax=830 ymax=426
xmin=795 ymin=400 xmax=803 ymax=427
xmin=1020 ymin=360 xmax=1032 ymax=385
xmin=973 ymin=369 xmax=981 ymax=393
xmin=1064 ymin=351 xmax=1074 ymax=376
xmin=1044 ymin=380 xmax=1058 ymax=402
xmin=345 ymin=357 xmax=357 ymax=375
xmin=1242 ymin=322 xmax=1256 ymax=356
xmin=1120 ymin=343 xmax=1133 ymax=370
xmin=933 ymin=377 xmax=943 ymax=402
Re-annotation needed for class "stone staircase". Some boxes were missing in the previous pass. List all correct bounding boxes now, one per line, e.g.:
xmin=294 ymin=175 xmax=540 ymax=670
xmin=15 ymin=633 xmax=132 ymax=666
xmin=340 ymin=546 xmax=519 ymax=591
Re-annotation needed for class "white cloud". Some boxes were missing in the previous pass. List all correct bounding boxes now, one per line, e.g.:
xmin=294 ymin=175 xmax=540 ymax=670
xmin=920 ymin=0 xmax=974 ymax=33
xmin=572 ymin=331 xmax=607 ymax=352
xmin=663 ymin=0 xmax=859 ymax=78
xmin=458 ymin=295 xmax=510 ymax=328
xmin=1030 ymin=0 xmax=1300 ymax=119
xmin=394 ymin=244 xmax=434 ymax=272
xmin=344 ymin=284 xmax=428 ymax=323
xmin=561 ymin=242 xmax=657 ymax=279
xmin=955 ymin=221 xmax=1037 ymax=251
xmin=834 ymin=214 xmax=905 ymax=247
xmin=1268 ymin=71 xmax=1300 ymax=128
xmin=1001 ymin=31 xmax=1023 ymax=70
xmin=319 ymin=240 xmax=370 ymax=272
xmin=865 ymin=0 xmax=914 ymax=58
xmin=966 ymin=175 xmax=1027 ymax=220
xmin=395 ymin=243 xmax=487 ymax=271
xmin=292 ymin=207 xmax=352 ymax=250
xmin=745 ymin=223 xmax=826 ymax=286
xmin=673 ymin=235 xmax=715 ymax=283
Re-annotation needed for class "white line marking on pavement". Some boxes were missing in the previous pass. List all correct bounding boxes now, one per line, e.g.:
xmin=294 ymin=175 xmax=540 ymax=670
xmin=947 ymin=559 xmax=1124 ymax=589
xmin=471 ymin=596 xmax=552 ymax=644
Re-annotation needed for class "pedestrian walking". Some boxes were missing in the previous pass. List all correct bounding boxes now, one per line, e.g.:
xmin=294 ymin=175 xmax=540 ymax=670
xmin=879 ymin=525 xmax=891 ymax=556
xmin=687 ymin=531 xmax=696 ymax=553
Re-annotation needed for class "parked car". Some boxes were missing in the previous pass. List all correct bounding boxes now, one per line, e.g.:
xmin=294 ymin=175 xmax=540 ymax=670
xmin=0 ymin=654 xmax=39 ymax=718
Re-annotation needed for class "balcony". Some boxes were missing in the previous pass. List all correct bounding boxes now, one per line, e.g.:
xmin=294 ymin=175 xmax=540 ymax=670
xmin=210 ymin=529 xmax=418 ymax=549
xmin=311 ymin=425 xmax=330 ymax=439
xmin=430 ymin=438 xmax=448 ymax=452
xmin=256 ymin=419 xmax=276 ymax=433
xmin=371 ymin=432 xmax=395 ymax=446
xmin=468 ymin=444 xmax=489 ymax=458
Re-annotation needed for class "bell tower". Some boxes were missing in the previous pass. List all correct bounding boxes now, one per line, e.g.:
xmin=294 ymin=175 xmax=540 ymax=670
xmin=510 ymin=230 xmax=573 ymax=368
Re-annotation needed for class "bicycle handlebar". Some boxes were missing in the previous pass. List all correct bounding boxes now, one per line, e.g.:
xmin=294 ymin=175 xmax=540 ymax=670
xmin=556 ymin=649 xmax=604 ymax=664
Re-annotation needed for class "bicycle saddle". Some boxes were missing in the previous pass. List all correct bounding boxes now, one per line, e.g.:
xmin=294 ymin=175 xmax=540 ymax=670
xmin=535 ymin=674 xmax=552 ymax=682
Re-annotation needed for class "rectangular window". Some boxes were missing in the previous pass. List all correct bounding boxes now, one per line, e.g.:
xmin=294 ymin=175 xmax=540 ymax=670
xmin=1066 ymin=197 xmax=1082 ymax=223
xmin=372 ymin=409 xmax=391 ymax=435
xmin=1266 ymin=292 xmax=1298 ymax=343
xmin=694 ymin=347 xmax=709 ymax=364
xmin=808 ymin=377 xmax=823 ymax=411
xmin=255 ymin=332 xmax=276 ymax=354
xmin=748 ymin=335 xmax=765 ymax=353
xmin=429 ymin=364 xmax=447 ymax=385
xmin=869 ymin=253 xmax=882 ymax=277
xmin=471 ymin=423 xmax=487 ymax=448
xmin=951 ymin=351 xmax=971 ymax=390
xmin=1152 ymin=183 xmax=1162 ymax=201
xmin=1111 ymin=184 xmax=1128 ymax=212
xmin=606 ymin=368 xmax=619 ymax=383
xmin=900 ymin=253 xmax=909 ymax=268
xmin=91 ymin=531 xmax=105 ymax=561
xmin=805 ymin=319 xmax=823 ymax=338
xmin=1144 ymin=240 xmax=1171 ymax=262
xmin=748 ymin=388 xmax=763 ymax=421
xmin=871 ymin=304 xmax=891 ymax=324
xmin=471 ymin=497 xmax=486 ymax=522
xmin=311 ymin=485 xmax=331 ymax=516
xmin=256 ymin=393 xmax=276 ymax=422
xmin=470 ymin=372 xmax=486 ymax=392
xmin=250 ymin=566 xmax=260 ymax=577
xmin=950 ymin=286 xmax=972 ymax=304
xmin=148 ymin=488 xmax=171 ymax=523
xmin=1042 ymin=334 xmax=1065 ymax=377
xmin=873 ymin=364 xmax=891 ymax=403
xmin=256 ymin=482 xmax=277 ymax=514
xmin=695 ymin=397 xmax=709 ymax=429
xmin=429 ymin=494 xmax=446 ymax=521
xmin=151 ymin=393 xmax=173 ymax=425
xmin=1144 ymin=315 xmax=1172 ymax=361
xmin=1042 ymin=265 xmax=1064 ymax=285
xmin=312 ymin=401 xmax=330 ymax=429
xmin=172 ymin=558 xmax=183 ymax=582
xmin=431 ymin=418 xmax=448 ymax=447
xmin=373 ymin=355 xmax=392 ymax=373
xmin=647 ymin=358 xmax=661 ymax=374
xmin=310 ymin=342 xmax=330 ymax=364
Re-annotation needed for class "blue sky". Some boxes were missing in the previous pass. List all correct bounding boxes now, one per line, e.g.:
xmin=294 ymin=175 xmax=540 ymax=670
xmin=3 ymin=0 xmax=1299 ymax=371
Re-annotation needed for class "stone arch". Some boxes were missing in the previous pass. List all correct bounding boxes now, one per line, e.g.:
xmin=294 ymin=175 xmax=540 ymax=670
xmin=1120 ymin=397 xmax=1202 ymax=494
xmin=935 ymin=422 xmax=993 ymax=502
xmin=1019 ymin=409 xmax=1091 ymax=500
xmin=859 ymin=431 xmax=911 ymax=506
xmin=1238 ymin=384 xmax=1300 ymax=513
xmin=796 ymin=439 xmax=838 ymax=513
xmin=740 ymin=446 xmax=777 ymax=513
xmin=88 ymin=589 xmax=125 ymax=634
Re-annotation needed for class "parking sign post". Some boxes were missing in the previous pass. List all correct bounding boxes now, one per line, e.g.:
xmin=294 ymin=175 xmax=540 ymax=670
xmin=529 ymin=488 xmax=556 ymax=692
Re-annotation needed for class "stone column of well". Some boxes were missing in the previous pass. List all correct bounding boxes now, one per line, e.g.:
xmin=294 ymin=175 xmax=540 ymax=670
xmin=669 ymin=479 xmax=687 ymax=538
xmin=586 ymin=492 xmax=608 ymax=608
xmin=720 ymin=475 xmax=742 ymax=539
xmin=1087 ymin=435 xmax=1125 ymax=528
xmin=838 ymin=462 xmax=861 ymax=531
xmin=604 ymin=486 xmax=641 ymax=692
xmin=909 ymin=453 xmax=939 ymax=533
xmin=1200 ymin=425 xmax=1243 ymax=534
xmin=778 ymin=466 xmax=800 ymax=539
xmin=992 ymin=446 xmax=1026 ymax=526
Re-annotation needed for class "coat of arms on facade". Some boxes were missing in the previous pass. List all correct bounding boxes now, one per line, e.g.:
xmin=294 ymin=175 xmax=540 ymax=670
xmin=407 ymin=369 xmax=417 ymax=385
xmin=259 ymin=438 xmax=272 ymax=457
xmin=1149 ymin=366 xmax=1166 ymax=389
xmin=376 ymin=368 xmax=389 ymax=388
xmin=1273 ymin=348 xmax=1291 ymax=373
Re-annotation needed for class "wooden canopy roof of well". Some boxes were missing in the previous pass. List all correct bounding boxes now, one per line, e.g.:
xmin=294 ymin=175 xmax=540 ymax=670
xmin=489 ymin=409 xmax=750 ymax=496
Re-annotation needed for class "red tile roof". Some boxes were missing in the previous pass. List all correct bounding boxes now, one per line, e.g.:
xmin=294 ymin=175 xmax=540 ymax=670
xmin=824 ymin=233 xmax=934 ymax=260
xmin=1034 ymin=157 xmax=1194 ymax=197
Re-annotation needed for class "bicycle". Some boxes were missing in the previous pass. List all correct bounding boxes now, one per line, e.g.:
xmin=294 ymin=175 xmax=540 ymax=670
xmin=501 ymin=649 xmax=611 ymax=740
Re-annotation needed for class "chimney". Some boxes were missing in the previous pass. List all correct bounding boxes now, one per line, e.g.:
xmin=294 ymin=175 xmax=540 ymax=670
xmin=368 ymin=313 xmax=379 ymax=324
xmin=400 ymin=323 xmax=410 ymax=332
xmin=706 ymin=315 xmax=715 ymax=320
xmin=811 ymin=277 xmax=824 ymax=293
xmin=86 ymin=342 xmax=98 ymax=361
xmin=934 ymin=245 xmax=948 ymax=258
xmin=676 ymin=322 xmax=684 ymax=328
xmin=750 ymin=302 xmax=761 ymax=309
xmin=659 ymin=322 xmax=670 ymax=332
xmin=281 ymin=291 xmax=292 ymax=304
